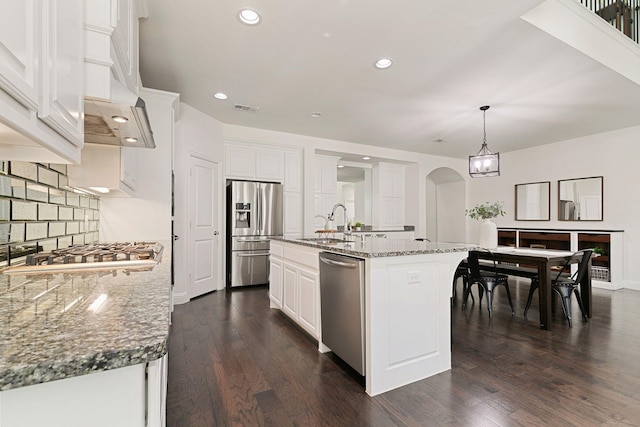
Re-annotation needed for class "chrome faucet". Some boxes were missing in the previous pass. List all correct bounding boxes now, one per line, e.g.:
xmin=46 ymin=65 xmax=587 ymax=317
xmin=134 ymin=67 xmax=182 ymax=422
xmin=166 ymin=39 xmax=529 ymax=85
xmin=329 ymin=203 xmax=352 ymax=239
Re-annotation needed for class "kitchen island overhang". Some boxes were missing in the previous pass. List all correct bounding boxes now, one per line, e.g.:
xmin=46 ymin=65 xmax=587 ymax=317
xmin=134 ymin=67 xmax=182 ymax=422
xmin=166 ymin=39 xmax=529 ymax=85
xmin=270 ymin=238 xmax=476 ymax=396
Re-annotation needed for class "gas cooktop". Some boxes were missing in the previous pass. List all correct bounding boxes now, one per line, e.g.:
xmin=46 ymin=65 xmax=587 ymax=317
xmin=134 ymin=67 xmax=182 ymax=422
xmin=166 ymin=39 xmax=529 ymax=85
xmin=4 ymin=242 xmax=164 ymax=274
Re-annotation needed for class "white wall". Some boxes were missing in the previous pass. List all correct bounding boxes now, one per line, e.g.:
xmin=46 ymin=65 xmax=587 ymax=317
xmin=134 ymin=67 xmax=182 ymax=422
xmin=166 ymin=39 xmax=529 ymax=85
xmin=99 ymin=88 xmax=178 ymax=243
xmin=172 ymin=103 xmax=224 ymax=304
xmin=467 ymin=125 xmax=640 ymax=290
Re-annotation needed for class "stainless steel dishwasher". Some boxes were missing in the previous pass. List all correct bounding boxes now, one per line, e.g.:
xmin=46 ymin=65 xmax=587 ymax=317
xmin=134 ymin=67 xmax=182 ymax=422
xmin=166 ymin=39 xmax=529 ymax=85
xmin=319 ymin=252 xmax=365 ymax=375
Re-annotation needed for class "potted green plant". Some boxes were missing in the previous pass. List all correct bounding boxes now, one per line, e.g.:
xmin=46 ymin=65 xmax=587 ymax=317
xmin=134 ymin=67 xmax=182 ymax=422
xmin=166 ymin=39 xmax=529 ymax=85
xmin=592 ymin=247 xmax=605 ymax=256
xmin=354 ymin=221 xmax=362 ymax=231
xmin=465 ymin=201 xmax=506 ymax=248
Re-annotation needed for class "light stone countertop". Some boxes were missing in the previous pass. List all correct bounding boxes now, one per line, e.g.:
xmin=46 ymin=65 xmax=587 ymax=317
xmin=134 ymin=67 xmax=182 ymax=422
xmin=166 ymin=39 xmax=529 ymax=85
xmin=0 ymin=252 xmax=171 ymax=391
xmin=273 ymin=237 xmax=477 ymax=258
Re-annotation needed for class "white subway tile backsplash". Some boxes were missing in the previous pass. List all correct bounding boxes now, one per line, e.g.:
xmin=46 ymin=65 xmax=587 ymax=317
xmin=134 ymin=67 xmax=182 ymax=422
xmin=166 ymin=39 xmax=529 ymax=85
xmin=38 ymin=166 xmax=58 ymax=187
xmin=48 ymin=164 xmax=67 ymax=175
xmin=66 ymin=192 xmax=80 ymax=207
xmin=11 ymin=201 xmax=37 ymax=220
xmin=59 ymin=206 xmax=73 ymax=220
xmin=58 ymin=235 xmax=72 ymax=248
xmin=38 ymin=204 xmax=58 ymax=221
xmin=66 ymin=221 xmax=80 ymax=234
xmin=9 ymin=162 xmax=37 ymax=181
xmin=26 ymin=222 xmax=48 ymax=240
xmin=26 ymin=183 xmax=48 ymax=202
xmin=0 ymin=199 xmax=9 ymax=221
xmin=48 ymin=222 xmax=66 ymax=237
xmin=1 ymin=161 xmax=100 ymax=265
xmin=49 ymin=188 xmax=65 ymax=205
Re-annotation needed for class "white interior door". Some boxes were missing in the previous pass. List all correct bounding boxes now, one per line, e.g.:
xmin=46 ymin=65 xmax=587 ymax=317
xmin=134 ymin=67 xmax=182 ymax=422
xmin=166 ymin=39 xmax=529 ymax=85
xmin=187 ymin=155 xmax=221 ymax=298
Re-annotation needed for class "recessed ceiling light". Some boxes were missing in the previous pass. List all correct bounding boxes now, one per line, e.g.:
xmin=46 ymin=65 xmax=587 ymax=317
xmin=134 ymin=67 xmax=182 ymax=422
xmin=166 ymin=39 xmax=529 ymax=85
xmin=112 ymin=116 xmax=129 ymax=123
xmin=239 ymin=8 xmax=261 ymax=25
xmin=213 ymin=92 xmax=228 ymax=100
xmin=337 ymin=164 xmax=344 ymax=168
xmin=310 ymin=112 xmax=322 ymax=118
xmin=433 ymin=138 xmax=447 ymax=143
xmin=362 ymin=156 xmax=371 ymax=160
xmin=124 ymin=137 xmax=138 ymax=143
xmin=374 ymin=58 xmax=393 ymax=69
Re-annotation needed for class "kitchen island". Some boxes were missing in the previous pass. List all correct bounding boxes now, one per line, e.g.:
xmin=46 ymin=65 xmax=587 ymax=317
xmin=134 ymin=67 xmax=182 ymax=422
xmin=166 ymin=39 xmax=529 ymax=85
xmin=270 ymin=237 xmax=475 ymax=396
xmin=0 ymin=251 xmax=171 ymax=427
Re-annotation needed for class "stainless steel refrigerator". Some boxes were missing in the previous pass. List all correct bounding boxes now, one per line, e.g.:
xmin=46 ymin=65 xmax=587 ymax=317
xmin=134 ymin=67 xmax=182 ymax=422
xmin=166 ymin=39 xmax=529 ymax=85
xmin=226 ymin=181 xmax=283 ymax=288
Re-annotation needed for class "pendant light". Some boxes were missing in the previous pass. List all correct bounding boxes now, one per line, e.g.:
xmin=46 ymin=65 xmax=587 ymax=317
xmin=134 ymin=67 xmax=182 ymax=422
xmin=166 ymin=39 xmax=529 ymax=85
xmin=469 ymin=105 xmax=500 ymax=177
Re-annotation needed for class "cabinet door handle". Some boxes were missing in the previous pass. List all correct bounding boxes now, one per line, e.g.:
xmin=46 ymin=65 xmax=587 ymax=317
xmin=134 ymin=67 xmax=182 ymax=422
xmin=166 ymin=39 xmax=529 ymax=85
xmin=237 ymin=253 xmax=270 ymax=257
xmin=214 ymin=231 xmax=219 ymax=236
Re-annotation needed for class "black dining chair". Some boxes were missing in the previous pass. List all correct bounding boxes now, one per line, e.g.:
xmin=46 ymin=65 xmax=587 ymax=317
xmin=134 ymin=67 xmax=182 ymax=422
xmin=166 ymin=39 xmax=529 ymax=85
xmin=452 ymin=259 xmax=472 ymax=305
xmin=463 ymin=250 xmax=515 ymax=318
xmin=524 ymin=249 xmax=592 ymax=327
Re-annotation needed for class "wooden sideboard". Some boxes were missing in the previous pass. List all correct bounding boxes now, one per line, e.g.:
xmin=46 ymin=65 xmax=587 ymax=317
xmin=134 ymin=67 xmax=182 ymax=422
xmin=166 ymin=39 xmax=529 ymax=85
xmin=497 ymin=228 xmax=623 ymax=289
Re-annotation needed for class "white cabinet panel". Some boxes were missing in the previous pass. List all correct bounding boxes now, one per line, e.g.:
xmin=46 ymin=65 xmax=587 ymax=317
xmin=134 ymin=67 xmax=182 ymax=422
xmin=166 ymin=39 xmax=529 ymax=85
xmin=111 ymin=0 xmax=139 ymax=92
xmin=284 ymin=150 xmax=301 ymax=192
xmin=269 ymin=256 xmax=283 ymax=307
xmin=225 ymin=145 xmax=256 ymax=179
xmin=0 ymin=0 xmax=39 ymax=109
xmin=256 ymin=148 xmax=283 ymax=181
xmin=298 ymin=267 xmax=319 ymax=337
xmin=284 ymin=191 xmax=302 ymax=236
xmin=282 ymin=263 xmax=298 ymax=318
xmin=38 ymin=0 xmax=84 ymax=148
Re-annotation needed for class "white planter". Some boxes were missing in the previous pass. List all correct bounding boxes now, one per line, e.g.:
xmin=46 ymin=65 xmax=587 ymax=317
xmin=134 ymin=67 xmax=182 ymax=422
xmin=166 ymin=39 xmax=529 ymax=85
xmin=479 ymin=219 xmax=498 ymax=249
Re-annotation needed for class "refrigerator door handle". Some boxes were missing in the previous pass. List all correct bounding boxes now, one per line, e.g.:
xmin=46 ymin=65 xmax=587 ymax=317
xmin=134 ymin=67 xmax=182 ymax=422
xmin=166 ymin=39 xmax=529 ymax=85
xmin=257 ymin=185 xmax=262 ymax=233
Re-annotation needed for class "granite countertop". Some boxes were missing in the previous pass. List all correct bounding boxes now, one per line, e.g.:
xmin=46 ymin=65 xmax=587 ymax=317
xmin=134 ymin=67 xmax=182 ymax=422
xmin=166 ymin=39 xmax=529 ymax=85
xmin=273 ymin=237 xmax=477 ymax=258
xmin=0 ymin=252 xmax=171 ymax=391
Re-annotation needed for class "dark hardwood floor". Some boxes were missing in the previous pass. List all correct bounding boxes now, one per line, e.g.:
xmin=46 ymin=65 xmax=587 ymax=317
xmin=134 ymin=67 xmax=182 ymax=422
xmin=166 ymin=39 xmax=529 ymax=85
xmin=166 ymin=279 xmax=640 ymax=426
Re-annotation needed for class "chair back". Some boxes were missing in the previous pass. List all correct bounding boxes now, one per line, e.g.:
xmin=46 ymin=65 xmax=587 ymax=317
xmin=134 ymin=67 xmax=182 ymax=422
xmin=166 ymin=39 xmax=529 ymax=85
xmin=468 ymin=250 xmax=498 ymax=282
xmin=572 ymin=249 xmax=593 ymax=284
xmin=554 ymin=249 xmax=593 ymax=284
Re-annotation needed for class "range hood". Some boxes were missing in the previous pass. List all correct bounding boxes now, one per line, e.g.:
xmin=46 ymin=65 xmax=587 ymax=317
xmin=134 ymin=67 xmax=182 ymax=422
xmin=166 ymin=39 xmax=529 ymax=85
xmin=84 ymin=79 xmax=156 ymax=148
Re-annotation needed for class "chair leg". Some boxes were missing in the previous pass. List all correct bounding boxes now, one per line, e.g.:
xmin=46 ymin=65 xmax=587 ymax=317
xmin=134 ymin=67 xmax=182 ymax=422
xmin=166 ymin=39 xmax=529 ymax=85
xmin=485 ymin=287 xmax=494 ymax=318
xmin=573 ymin=288 xmax=588 ymax=321
xmin=462 ymin=280 xmax=472 ymax=310
xmin=503 ymin=282 xmax=515 ymax=315
xmin=554 ymin=287 xmax=573 ymax=327
xmin=524 ymin=280 xmax=538 ymax=317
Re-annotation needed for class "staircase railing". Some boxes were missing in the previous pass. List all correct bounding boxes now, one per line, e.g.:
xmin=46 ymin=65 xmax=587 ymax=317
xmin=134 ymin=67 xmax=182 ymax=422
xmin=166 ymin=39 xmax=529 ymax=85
xmin=578 ymin=0 xmax=640 ymax=43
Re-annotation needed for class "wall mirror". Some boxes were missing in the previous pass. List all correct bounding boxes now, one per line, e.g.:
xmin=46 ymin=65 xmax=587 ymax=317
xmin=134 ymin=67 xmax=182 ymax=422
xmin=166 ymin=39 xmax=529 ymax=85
xmin=558 ymin=176 xmax=603 ymax=221
xmin=515 ymin=181 xmax=550 ymax=221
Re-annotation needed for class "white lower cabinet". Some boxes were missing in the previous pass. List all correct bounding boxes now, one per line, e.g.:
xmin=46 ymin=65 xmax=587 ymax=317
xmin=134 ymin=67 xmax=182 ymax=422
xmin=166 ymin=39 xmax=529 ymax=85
xmin=0 ymin=358 xmax=168 ymax=427
xmin=269 ymin=241 xmax=321 ymax=340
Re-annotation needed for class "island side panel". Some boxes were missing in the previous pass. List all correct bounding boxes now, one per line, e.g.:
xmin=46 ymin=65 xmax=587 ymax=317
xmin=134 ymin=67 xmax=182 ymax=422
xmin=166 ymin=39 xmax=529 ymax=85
xmin=365 ymin=251 xmax=467 ymax=396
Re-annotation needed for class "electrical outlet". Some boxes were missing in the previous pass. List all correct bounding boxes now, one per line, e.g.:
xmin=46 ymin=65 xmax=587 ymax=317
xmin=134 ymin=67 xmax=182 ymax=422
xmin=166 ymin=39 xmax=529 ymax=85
xmin=407 ymin=271 xmax=420 ymax=284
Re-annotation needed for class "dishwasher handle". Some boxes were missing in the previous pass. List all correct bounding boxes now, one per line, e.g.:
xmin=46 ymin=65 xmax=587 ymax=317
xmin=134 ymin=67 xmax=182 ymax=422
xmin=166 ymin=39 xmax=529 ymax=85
xmin=320 ymin=256 xmax=358 ymax=269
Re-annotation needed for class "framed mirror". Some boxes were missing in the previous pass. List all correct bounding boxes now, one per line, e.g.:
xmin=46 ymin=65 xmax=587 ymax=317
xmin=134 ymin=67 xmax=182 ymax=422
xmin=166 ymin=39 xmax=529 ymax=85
xmin=515 ymin=181 xmax=550 ymax=221
xmin=558 ymin=176 xmax=603 ymax=221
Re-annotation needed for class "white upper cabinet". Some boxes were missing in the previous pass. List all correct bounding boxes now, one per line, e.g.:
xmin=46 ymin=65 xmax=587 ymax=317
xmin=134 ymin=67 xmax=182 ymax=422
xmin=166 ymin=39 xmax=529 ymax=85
xmin=255 ymin=147 xmax=284 ymax=182
xmin=315 ymin=155 xmax=338 ymax=194
xmin=38 ymin=0 xmax=84 ymax=148
xmin=111 ymin=0 xmax=140 ymax=92
xmin=0 ymin=0 xmax=39 ymax=110
xmin=225 ymin=144 xmax=256 ymax=179
xmin=284 ymin=150 xmax=301 ymax=192
xmin=373 ymin=163 xmax=406 ymax=229
xmin=0 ymin=0 xmax=84 ymax=163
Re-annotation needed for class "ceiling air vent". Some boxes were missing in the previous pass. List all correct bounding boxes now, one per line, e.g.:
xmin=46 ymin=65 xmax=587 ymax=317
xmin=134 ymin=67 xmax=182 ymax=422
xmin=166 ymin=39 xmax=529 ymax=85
xmin=233 ymin=104 xmax=260 ymax=113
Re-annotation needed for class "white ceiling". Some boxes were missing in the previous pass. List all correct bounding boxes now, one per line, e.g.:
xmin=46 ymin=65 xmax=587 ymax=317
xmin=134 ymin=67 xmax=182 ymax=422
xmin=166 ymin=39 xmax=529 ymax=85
xmin=138 ymin=0 xmax=640 ymax=160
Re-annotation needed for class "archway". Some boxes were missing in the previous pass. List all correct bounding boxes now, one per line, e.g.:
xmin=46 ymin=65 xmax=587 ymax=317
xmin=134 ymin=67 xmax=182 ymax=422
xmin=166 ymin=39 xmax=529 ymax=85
xmin=426 ymin=167 xmax=466 ymax=243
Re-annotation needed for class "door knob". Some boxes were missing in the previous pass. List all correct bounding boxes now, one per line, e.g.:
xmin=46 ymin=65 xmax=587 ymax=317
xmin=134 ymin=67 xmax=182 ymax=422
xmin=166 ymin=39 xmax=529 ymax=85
xmin=172 ymin=234 xmax=180 ymax=241
xmin=214 ymin=231 xmax=219 ymax=236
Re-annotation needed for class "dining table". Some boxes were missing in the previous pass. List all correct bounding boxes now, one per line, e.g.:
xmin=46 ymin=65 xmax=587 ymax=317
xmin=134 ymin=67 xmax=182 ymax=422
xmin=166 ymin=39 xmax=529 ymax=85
xmin=472 ymin=247 xmax=592 ymax=330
